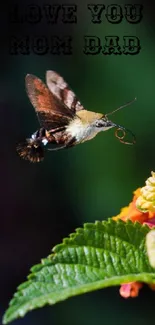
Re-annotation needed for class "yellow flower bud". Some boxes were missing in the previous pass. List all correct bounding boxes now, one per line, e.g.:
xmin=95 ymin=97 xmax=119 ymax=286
xmin=136 ymin=172 xmax=155 ymax=212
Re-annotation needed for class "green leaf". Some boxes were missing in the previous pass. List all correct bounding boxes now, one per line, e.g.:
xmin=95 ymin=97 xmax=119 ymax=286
xmin=3 ymin=219 xmax=155 ymax=324
xmin=146 ymin=229 xmax=155 ymax=268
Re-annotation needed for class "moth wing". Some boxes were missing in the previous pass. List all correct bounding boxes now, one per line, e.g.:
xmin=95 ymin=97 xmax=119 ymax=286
xmin=25 ymin=74 xmax=74 ymax=130
xmin=46 ymin=70 xmax=84 ymax=113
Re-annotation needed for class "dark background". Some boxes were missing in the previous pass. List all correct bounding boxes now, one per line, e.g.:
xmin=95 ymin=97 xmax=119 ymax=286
xmin=1 ymin=0 xmax=155 ymax=324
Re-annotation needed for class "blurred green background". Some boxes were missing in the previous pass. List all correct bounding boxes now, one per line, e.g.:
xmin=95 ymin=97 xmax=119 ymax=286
xmin=1 ymin=0 xmax=155 ymax=324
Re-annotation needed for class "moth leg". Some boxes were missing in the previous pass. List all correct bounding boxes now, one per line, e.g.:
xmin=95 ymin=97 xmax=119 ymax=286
xmin=47 ymin=136 xmax=76 ymax=151
xmin=48 ymin=126 xmax=66 ymax=134
xmin=47 ymin=145 xmax=67 ymax=151
xmin=65 ymin=136 xmax=76 ymax=148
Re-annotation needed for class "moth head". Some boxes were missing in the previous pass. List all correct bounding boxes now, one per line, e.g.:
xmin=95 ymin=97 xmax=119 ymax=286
xmin=92 ymin=115 xmax=116 ymax=131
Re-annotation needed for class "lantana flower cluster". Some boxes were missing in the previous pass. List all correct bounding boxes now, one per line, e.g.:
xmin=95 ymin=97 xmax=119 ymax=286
xmin=113 ymin=171 xmax=155 ymax=298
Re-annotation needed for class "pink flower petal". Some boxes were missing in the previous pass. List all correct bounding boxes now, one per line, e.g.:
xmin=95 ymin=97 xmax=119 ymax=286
xmin=119 ymin=282 xmax=143 ymax=298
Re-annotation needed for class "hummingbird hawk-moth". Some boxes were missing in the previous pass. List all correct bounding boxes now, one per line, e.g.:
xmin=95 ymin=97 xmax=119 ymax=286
xmin=17 ymin=70 xmax=136 ymax=163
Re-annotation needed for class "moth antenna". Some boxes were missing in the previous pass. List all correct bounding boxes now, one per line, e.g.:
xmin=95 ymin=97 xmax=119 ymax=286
xmin=106 ymin=97 xmax=137 ymax=117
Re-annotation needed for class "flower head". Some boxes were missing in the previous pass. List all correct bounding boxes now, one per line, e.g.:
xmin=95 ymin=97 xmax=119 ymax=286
xmin=113 ymin=171 xmax=155 ymax=298
xmin=136 ymin=171 xmax=155 ymax=213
